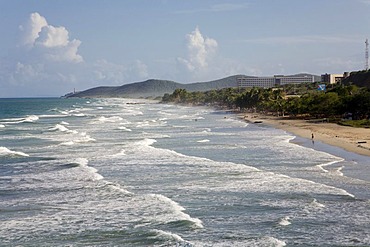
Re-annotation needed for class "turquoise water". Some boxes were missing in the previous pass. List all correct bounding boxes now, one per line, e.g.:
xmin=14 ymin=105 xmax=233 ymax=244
xmin=0 ymin=98 xmax=369 ymax=246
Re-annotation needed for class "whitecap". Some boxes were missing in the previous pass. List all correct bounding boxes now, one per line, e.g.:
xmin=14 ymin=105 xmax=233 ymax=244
xmin=48 ymin=124 xmax=78 ymax=134
xmin=2 ymin=115 xmax=39 ymax=124
xmin=60 ymin=141 xmax=75 ymax=146
xmin=77 ymin=136 xmax=96 ymax=143
xmin=308 ymin=198 xmax=326 ymax=209
xmin=0 ymin=124 xmax=5 ymax=128
xmin=336 ymin=166 xmax=344 ymax=176
xmin=74 ymin=157 xmax=89 ymax=167
xmin=23 ymin=115 xmax=39 ymax=123
xmin=148 ymin=194 xmax=203 ymax=229
xmin=97 ymin=116 xmax=123 ymax=122
xmin=103 ymin=182 xmax=133 ymax=195
xmin=0 ymin=147 xmax=29 ymax=157
xmin=149 ymin=229 xmax=185 ymax=242
xmin=278 ymin=216 xmax=292 ymax=226
xmin=49 ymin=124 xmax=70 ymax=132
xmin=59 ymin=110 xmax=70 ymax=115
xmin=118 ymin=126 xmax=132 ymax=132
xmin=137 ymin=138 xmax=157 ymax=146
xmin=260 ymin=236 xmax=287 ymax=247
xmin=197 ymin=139 xmax=210 ymax=143
xmin=72 ymin=158 xmax=104 ymax=181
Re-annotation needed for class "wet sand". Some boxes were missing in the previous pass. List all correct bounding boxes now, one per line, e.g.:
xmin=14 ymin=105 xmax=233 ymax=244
xmin=241 ymin=113 xmax=370 ymax=157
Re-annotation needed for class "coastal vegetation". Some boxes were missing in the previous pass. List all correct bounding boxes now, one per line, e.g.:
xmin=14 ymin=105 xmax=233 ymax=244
xmin=161 ymin=82 xmax=370 ymax=125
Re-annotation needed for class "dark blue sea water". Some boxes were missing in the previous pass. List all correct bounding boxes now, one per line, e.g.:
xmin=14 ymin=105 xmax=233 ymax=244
xmin=0 ymin=98 xmax=369 ymax=246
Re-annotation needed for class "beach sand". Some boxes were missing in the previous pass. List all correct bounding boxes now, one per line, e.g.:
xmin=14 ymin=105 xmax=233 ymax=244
xmin=241 ymin=113 xmax=370 ymax=157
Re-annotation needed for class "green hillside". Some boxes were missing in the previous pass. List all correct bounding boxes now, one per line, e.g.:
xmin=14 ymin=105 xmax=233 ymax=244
xmin=67 ymin=75 xmax=242 ymax=98
xmin=66 ymin=73 xmax=320 ymax=98
xmin=342 ymin=70 xmax=370 ymax=88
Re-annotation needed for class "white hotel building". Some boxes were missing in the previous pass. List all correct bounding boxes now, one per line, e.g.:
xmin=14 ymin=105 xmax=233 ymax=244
xmin=237 ymin=75 xmax=315 ymax=88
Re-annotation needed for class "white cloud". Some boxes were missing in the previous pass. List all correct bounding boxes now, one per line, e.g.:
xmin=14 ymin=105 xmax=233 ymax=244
xmin=36 ymin=25 xmax=69 ymax=47
xmin=1 ymin=12 xmax=153 ymax=97
xmin=19 ymin=12 xmax=83 ymax=63
xmin=178 ymin=27 xmax=218 ymax=72
xmin=19 ymin=12 xmax=48 ymax=47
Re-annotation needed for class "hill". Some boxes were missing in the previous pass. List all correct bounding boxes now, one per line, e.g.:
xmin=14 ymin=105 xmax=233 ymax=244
xmin=342 ymin=70 xmax=370 ymax=88
xmin=66 ymin=75 xmax=243 ymax=98
xmin=65 ymin=73 xmax=320 ymax=98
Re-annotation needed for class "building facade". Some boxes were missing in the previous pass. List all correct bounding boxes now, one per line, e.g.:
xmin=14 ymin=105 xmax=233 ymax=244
xmin=321 ymin=73 xmax=348 ymax=84
xmin=237 ymin=74 xmax=315 ymax=88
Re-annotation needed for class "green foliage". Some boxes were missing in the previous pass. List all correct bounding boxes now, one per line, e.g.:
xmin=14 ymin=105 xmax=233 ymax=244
xmin=161 ymin=84 xmax=370 ymax=121
xmin=338 ymin=119 xmax=370 ymax=128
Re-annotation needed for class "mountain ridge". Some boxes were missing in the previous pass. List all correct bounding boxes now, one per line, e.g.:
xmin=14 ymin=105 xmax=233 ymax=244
xmin=66 ymin=73 xmax=320 ymax=98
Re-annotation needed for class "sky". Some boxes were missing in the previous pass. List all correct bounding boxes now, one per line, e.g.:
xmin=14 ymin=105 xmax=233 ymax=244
xmin=0 ymin=0 xmax=369 ymax=97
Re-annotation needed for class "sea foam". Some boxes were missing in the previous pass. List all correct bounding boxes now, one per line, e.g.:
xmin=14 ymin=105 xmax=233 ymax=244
xmin=147 ymin=194 xmax=204 ymax=229
xmin=278 ymin=216 xmax=292 ymax=226
xmin=149 ymin=229 xmax=185 ymax=243
xmin=73 ymin=158 xmax=104 ymax=181
xmin=23 ymin=115 xmax=39 ymax=123
xmin=48 ymin=124 xmax=78 ymax=134
xmin=0 ymin=146 xmax=29 ymax=157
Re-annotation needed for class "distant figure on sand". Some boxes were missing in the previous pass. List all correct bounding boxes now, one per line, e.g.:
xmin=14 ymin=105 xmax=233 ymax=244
xmin=311 ymin=133 xmax=314 ymax=144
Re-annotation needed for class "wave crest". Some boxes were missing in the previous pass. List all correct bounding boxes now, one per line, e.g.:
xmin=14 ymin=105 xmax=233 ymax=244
xmin=0 ymin=146 xmax=29 ymax=157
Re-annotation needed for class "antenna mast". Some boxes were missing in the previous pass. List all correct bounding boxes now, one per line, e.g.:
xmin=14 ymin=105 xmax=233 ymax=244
xmin=366 ymin=39 xmax=369 ymax=70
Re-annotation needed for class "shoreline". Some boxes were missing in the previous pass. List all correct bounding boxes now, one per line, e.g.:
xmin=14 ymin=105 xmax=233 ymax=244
xmin=240 ymin=113 xmax=370 ymax=158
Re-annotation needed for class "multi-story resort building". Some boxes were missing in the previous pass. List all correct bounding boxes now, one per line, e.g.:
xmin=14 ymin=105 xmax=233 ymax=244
xmin=237 ymin=74 xmax=316 ymax=88
xmin=321 ymin=73 xmax=349 ymax=84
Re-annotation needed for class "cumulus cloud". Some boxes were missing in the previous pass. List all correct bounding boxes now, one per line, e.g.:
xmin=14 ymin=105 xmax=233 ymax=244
xmin=178 ymin=27 xmax=218 ymax=72
xmin=0 ymin=12 xmax=152 ymax=97
xmin=19 ymin=12 xmax=83 ymax=63
xmin=175 ymin=26 xmax=261 ymax=82
xmin=19 ymin=12 xmax=48 ymax=47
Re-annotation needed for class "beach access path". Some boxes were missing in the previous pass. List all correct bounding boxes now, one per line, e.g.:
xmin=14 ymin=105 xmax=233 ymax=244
xmin=241 ymin=113 xmax=370 ymax=157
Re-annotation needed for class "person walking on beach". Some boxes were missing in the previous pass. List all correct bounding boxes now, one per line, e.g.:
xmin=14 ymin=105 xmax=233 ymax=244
xmin=311 ymin=133 xmax=314 ymax=145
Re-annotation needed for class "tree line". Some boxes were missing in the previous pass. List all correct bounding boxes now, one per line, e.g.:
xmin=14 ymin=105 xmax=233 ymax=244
xmin=161 ymin=83 xmax=370 ymax=121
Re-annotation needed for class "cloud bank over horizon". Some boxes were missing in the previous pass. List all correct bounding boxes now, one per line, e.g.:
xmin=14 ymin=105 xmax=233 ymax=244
xmin=0 ymin=0 xmax=367 ymax=98
xmin=1 ymin=12 xmax=154 ymax=97
xmin=1 ymin=12 xmax=233 ymax=97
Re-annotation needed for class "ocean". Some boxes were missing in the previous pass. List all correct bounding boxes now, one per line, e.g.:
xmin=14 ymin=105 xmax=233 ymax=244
xmin=0 ymin=98 xmax=369 ymax=246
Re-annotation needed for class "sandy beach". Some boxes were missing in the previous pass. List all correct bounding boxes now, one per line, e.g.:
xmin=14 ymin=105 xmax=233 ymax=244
xmin=241 ymin=113 xmax=370 ymax=157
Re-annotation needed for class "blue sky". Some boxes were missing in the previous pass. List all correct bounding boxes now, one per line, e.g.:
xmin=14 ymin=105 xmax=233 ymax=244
xmin=0 ymin=0 xmax=369 ymax=97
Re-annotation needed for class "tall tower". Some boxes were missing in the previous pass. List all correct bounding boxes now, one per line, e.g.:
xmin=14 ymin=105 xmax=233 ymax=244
xmin=366 ymin=39 xmax=369 ymax=70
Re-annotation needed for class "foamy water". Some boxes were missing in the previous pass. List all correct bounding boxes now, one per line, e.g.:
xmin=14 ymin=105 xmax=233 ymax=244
xmin=0 ymin=98 xmax=369 ymax=246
